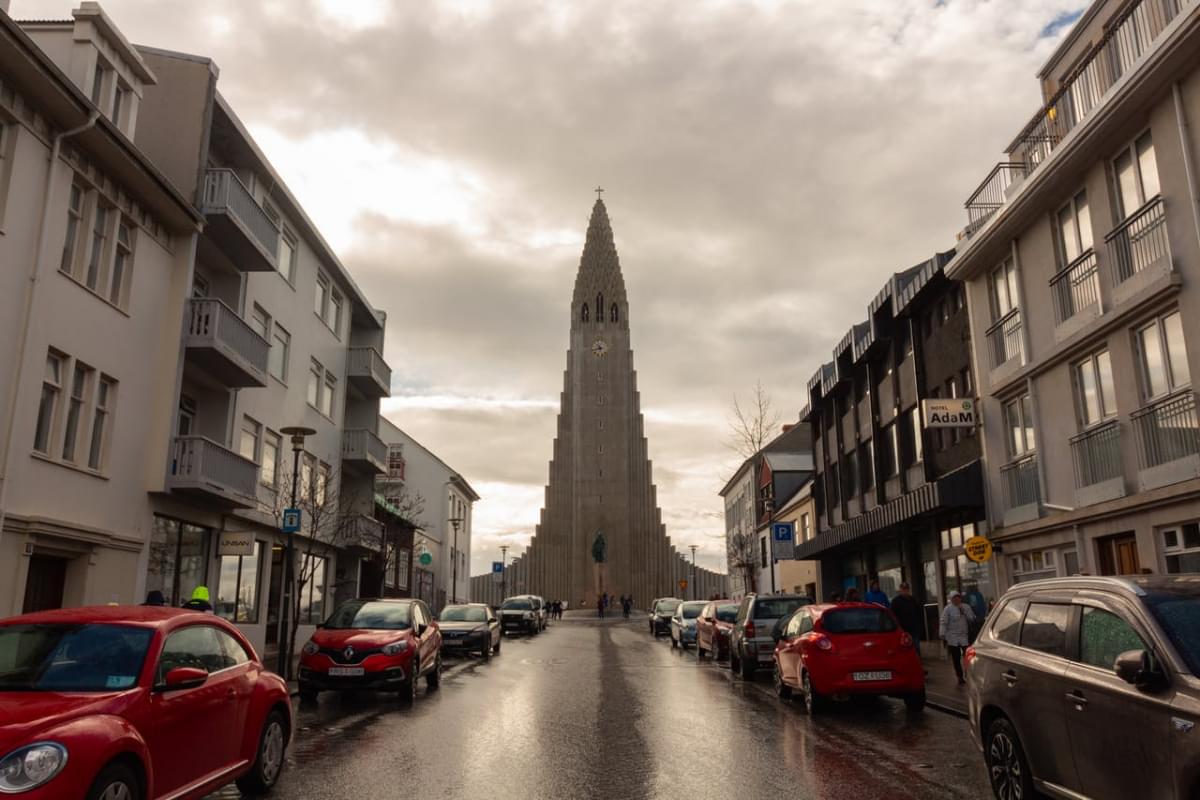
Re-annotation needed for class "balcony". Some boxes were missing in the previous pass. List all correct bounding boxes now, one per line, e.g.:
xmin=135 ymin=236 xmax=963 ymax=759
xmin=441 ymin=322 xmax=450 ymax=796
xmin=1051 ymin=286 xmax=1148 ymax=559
xmin=343 ymin=513 xmax=385 ymax=551
xmin=964 ymin=163 xmax=1026 ymax=237
xmin=184 ymin=299 xmax=269 ymax=387
xmin=347 ymin=347 xmax=392 ymax=399
xmin=1050 ymin=249 xmax=1100 ymax=338
xmin=986 ymin=308 xmax=1024 ymax=378
xmin=1070 ymin=421 xmax=1126 ymax=506
xmin=1132 ymin=390 xmax=1200 ymax=490
xmin=342 ymin=428 xmax=387 ymax=475
xmin=1106 ymin=196 xmax=1172 ymax=303
xmin=167 ymin=436 xmax=258 ymax=508
xmin=200 ymin=169 xmax=280 ymax=272
xmin=963 ymin=0 xmax=1184 ymax=234
xmin=1000 ymin=454 xmax=1040 ymax=526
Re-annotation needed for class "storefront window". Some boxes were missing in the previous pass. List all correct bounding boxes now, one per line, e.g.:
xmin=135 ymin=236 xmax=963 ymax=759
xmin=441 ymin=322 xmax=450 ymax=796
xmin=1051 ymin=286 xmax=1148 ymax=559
xmin=298 ymin=556 xmax=327 ymax=625
xmin=877 ymin=566 xmax=903 ymax=598
xmin=1162 ymin=524 xmax=1200 ymax=573
xmin=959 ymin=556 xmax=994 ymax=619
xmin=146 ymin=515 xmax=210 ymax=607
xmin=1010 ymin=549 xmax=1058 ymax=583
xmin=216 ymin=541 xmax=262 ymax=623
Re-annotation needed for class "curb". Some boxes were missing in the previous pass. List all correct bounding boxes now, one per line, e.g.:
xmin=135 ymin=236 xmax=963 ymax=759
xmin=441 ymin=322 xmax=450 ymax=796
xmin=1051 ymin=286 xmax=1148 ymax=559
xmin=925 ymin=696 xmax=968 ymax=719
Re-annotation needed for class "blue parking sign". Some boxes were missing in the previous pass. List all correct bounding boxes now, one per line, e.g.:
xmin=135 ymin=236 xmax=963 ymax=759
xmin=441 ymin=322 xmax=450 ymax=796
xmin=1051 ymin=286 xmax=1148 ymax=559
xmin=771 ymin=522 xmax=795 ymax=560
xmin=772 ymin=522 xmax=794 ymax=542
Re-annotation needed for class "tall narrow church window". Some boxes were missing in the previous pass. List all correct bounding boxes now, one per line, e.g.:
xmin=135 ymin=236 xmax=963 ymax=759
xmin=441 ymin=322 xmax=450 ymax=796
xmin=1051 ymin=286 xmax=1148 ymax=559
xmin=596 ymin=294 xmax=603 ymax=322
xmin=581 ymin=303 xmax=589 ymax=322
xmin=611 ymin=304 xmax=619 ymax=322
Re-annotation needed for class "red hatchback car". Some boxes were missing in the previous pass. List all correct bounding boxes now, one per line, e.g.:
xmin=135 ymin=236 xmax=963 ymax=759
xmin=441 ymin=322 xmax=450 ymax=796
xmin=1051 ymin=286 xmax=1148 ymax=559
xmin=0 ymin=605 xmax=291 ymax=800
xmin=298 ymin=598 xmax=442 ymax=702
xmin=695 ymin=600 xmax=739 ymax=661
xmin=772 ymin=602 xmax=925 ymax=714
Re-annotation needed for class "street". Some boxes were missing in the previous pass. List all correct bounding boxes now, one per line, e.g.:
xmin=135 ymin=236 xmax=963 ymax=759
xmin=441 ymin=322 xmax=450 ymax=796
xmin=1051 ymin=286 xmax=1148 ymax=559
xmin=207 ymin=618 xmax=990 ymax=800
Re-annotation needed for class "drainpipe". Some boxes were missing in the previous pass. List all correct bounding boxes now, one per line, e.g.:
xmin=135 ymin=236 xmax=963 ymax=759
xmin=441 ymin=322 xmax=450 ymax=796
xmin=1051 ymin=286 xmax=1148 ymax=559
xmin=0 ymin=111 xmax=100 ymax=557
xmin=1173 ymin=83 xmax=1200 ymax=262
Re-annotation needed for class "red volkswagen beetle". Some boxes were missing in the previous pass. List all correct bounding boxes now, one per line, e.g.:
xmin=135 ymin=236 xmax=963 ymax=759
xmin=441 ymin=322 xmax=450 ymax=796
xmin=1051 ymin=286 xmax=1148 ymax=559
xmin=695 ymin=600 xmax=738 ymax=661
xmin=298 ymin=598 xmax=442 ymax=702
xmin=0 ymin=605 xmax=291 ymax=800
xmin=772 ymin=602 xmax=925 ymax=713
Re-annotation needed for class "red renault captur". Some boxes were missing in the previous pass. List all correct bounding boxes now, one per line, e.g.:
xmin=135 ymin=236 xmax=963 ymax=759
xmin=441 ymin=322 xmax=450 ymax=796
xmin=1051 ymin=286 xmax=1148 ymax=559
xmin=0 ymin=605 xmax=291 ymax=800
xmin=298 ymin=598 xmax=441 ymax=702
xmin=772 ymin=602 xmax=925 ymax=714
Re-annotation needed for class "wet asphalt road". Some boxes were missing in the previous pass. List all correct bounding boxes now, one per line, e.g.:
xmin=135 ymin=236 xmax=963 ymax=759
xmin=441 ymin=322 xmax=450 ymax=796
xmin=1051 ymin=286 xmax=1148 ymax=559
xmin=207 ymin=619 xmax=991 ymax=800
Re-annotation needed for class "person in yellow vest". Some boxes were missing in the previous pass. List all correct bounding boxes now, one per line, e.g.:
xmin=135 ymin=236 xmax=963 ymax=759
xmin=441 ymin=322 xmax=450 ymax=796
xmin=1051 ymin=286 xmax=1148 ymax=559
xmin=182 ymin=585 xmax=213 ymax=613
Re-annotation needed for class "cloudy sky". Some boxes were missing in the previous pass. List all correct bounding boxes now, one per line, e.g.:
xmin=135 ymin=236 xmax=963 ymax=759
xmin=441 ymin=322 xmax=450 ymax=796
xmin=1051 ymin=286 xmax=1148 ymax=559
xmin=20 ymin=0 xmax=1085 ymax=573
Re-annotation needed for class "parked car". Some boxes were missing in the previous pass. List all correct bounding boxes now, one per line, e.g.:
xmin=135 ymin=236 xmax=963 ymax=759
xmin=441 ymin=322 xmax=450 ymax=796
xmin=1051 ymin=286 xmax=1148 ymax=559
xmin=696 ymin=600 xmax=739 ymax=660
xmin=298 ymin=598 xmax=441 ymax=703
xmin=772 ymin=602 xmax=924 ymax=714
xmin=669 ymin=601 xmax=708 ymax=649
xmin=730 ymin=593 xmax=810 ymax=679
xmin=439 ymin=603 xmax=501 ymax=659
xmin=967 ymin=575 xmax=1200 ymax=800
xmin=529 ymin=595 xmax=549 ymax=631
xmin=649 ymin=598 xmax=681 ymax=637
xmin=499 ymin=596 xmax=540 ymax=635
xmin=0 ymin=605 xmax=291 ymax=800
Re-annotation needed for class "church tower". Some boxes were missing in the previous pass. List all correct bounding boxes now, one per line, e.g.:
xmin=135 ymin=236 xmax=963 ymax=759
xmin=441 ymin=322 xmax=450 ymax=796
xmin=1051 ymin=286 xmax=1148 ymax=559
xmin=515 ymin=195 xmax=723 ymax=607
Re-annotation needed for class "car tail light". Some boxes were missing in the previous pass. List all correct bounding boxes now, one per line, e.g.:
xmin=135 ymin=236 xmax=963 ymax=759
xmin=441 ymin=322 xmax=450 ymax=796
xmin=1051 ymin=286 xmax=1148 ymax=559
xmin=899 ymin=631 xmax=914 ymax=649
xmin=812 ymin=633 xmax=833 ymax=652
xmin=744 ymin=620 xmax=755 ymax=639
xmin=964 ymin=645 xmax=977 ymax=670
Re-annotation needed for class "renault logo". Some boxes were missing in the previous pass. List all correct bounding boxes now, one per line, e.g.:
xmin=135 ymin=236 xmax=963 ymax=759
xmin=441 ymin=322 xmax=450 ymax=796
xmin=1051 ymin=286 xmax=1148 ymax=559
xmin=343 ymin=646 xmax=355 ymax=660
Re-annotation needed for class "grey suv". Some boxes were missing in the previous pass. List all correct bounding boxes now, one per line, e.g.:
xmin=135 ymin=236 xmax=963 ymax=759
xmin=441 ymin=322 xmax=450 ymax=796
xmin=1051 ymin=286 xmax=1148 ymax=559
xmin=968 ymin=576 xmax=1200 ymax=800
xmin=730 ymin=593 xmax=810 ymax=680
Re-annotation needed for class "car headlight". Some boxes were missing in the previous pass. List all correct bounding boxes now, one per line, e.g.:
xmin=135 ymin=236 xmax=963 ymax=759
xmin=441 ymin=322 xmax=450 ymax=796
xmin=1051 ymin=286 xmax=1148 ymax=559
xmin=0 ymin=742 xmax=68 ymax=792
xmin=523 ymin=611 xmax=534 ymax=619
xmin=301 ymin=640 xmax=319 ymax=656
xmin=382 ymin=640 xmax=410 ymax=656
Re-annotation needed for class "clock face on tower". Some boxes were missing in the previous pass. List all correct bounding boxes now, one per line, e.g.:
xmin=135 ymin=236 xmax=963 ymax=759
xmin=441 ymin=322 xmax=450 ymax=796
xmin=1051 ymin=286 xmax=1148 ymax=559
xmin=591 ymin=339 xmax=609 ymax=358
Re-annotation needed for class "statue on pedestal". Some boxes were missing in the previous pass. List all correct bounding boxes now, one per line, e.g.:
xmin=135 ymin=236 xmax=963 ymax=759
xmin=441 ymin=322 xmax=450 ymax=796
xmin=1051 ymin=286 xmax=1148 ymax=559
xmin=591 ymin=530 xmax=607 ymax=606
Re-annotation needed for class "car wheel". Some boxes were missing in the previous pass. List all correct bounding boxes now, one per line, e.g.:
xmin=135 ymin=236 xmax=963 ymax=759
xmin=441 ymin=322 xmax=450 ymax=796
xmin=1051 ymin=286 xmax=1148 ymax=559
xmin=481 ymin=638 xmax=491 ymax=660
xmin=86 ymin=762 xmax=141 ymax=800
xmin=729 ymin=651 xmax=739 ymax=673
xmin=494 ymin=637 xmax=502 ymax=654
xmin=986 ymin=718 xmax=1034 ymax=800
xmin=697 ymin=641 xmax=706 ymax=659
xmin=402 ymin=659 xmax=421 ymax=703
xmin=426 ymin=653 xmax=442 ymax=690
xmin=802 ymin=670 xmax=824 ymax=715
xmin=773 ymin=664 xmax=792 ymax=700
xmin=235 ymin=708 xmax=288 ymax=795
xmin=739 ymin=648 xmax=756 ymax=680
xmin=904 ymin=690 xmax=926 ymax=713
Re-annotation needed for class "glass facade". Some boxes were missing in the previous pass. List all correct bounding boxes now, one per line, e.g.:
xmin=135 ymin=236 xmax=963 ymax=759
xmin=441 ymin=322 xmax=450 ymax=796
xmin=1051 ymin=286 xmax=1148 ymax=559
xmin=146 ymin=515 xmax=210 ymax=607
xmin=216 ymin=541 xmax=262 ymax=623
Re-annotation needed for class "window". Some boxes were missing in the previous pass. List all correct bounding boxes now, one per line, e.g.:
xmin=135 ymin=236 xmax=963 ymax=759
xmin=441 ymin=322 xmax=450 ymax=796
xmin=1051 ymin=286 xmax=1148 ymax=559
xmin=1020 ymin=603 xmax=1070 ymax=657
xmin=299 ymin=556 xmax=327 ymax=624
xmin=329 ymin=290 xmax=344 ymax=337
xmin=145 ymin=516 xmax=210 ymax=607
xmin=843 ymin=450 xmax=858 ymax=498
xmin=1003 ymin=394 xmax=1036 ymax=458
xmin=879 ymin=423 xmax=898 ymax=478
xmin=898 ymin=408 xmax=922 ymax=467
xmin=581 ymin=304 xmax=589 ymax=322
xmin=217 ymin=541 xmax=262 ymax=623
xmin=60 ymin=185 xmax=84 ymax=274
xmin=962 ymin=367 xmax=973 ymax=397
xmin=61 ymin=362 xmax=93 ymax=463
xmin=610 ymin=303 xmax=619 ymax=323
xmin=387 ymin=444 xmax=406 ymax=480
xmin=34 ymin=354 xmax=63 ymax=454
xmin=239 ymin=416 xmax=261 ymax=463
xmin=991 ymin=597 xmax=1028 ymax=644
xmin=84 ymin=204 xmax=109 ymax=291
xmin=314 ymin=273 xmax=329 ymax=318
xmin=860 ymin=440 xmax=875 ymax=491
xmin=1056 ymin=189 xmax=1093 ymax=264
xmin=269 ymin=325 xmax=290 ymax=383
xmin=989 ymin=258 xmax=1019 ymax=320
xmin=1079 ymin=607 xmax=1146 ymax=670
xmin=111 ymin=85 xmax=125 ymax=126
xmin=1136 ymin=311 xmax=1189 ymax=399
xmin=1010 ymin=549 xmax=1058 ymax=583
xmin=320 ymin=372 xmax=336 ymax=417
xmin=307 ymin=360 xmax=322 ymax=408
xmin=300 ymin=453 xmax=315 ymax=502
xmin=90 ymin=65 xmax=106 ymax=105
xmin=800 ymin=513 xmax=811 ymax=542
xmin=1074 ymin=350 xmax=1117 ymax=426
xmin=250 ymin=305 xmax=270 ymax=340
xmin=262 ymin=430 xmax=280 ymax=487
xmin=277 ymin=230 xmax=297 ymax=283
xmin=1162 ymin=524 xmax=1200 ymax=573
xmin=86 ymin=377 xmax=114 ymax=470
xmin=315 ymin=462 xmax=330 ymax=507
xmin=759 ymin=536 xmax=768 ymax=569
xmin=1113 ymin=132 xmax=1160 ymax=219
xmin=109 ymin=220 xmax=133 ymax=306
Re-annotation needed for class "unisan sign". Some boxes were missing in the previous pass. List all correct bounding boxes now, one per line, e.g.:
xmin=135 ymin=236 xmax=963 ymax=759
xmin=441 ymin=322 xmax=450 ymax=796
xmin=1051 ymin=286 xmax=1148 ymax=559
xmin=922 ymin=398 xmax=977 ymax=429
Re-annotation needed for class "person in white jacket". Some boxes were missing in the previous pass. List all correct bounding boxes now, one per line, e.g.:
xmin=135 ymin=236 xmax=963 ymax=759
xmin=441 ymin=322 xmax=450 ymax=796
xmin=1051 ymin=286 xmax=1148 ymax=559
xmin=940 ymin=591 xmax=976 ymax=686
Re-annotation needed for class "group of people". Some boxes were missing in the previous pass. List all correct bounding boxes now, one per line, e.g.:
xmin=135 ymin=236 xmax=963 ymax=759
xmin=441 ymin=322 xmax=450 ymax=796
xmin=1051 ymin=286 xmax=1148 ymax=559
xmin=827 ymin=578 xmax=984 ymax=687
xmin=593 ymin=593 xmax=635 ymax=619
xmin=144 ymin=586 xmax=214 ymax=613
xmin=546 ymin=600 xmax=565 ymax=619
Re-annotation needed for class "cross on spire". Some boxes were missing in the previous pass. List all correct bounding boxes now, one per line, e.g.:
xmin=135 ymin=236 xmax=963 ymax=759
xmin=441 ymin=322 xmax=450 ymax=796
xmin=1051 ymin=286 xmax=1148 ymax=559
xmin=594 ymin=186 xmax=604 ymax=199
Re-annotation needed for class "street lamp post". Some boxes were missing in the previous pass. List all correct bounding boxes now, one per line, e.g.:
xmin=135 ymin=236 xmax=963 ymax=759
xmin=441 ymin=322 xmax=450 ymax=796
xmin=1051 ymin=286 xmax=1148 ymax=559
xmin=448 ymin=516 xmax=464 ymax=604
xmin=277 ymin=425 xmax=315 ymax=678
xmin=689 ymin=545 xmax=698 ymax=600
xmin=500 ymin=544 xmax=509 ymax=603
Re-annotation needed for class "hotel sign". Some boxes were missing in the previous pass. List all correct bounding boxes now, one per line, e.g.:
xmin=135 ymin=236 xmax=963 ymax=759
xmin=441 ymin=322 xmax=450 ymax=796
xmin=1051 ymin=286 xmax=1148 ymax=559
xmin=922 ymin=398 xmax=977 ymax=429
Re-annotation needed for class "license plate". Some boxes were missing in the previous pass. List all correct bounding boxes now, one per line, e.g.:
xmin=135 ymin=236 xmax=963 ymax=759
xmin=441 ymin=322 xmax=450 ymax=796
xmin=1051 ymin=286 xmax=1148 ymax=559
xmin=852 ymin=671 xmax=892 ymax=682
xmin=328 ymin=666 xmax=365 ymax=677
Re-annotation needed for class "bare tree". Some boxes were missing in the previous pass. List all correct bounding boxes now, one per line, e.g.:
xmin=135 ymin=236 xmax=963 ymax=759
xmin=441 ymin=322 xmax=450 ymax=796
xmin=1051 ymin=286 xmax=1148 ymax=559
xmin=370 ymin=485 xmax=428 ymax=598
xmin=726 ymin=529 xmax=759 ymax=596
xmin=727 ymin=380 xmax=781 ymax=460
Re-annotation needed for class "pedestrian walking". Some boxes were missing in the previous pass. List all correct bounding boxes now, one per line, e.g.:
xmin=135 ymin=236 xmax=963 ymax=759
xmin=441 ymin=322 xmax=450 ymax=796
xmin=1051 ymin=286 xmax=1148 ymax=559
xmin=940 ymin=591 xmax=976 ymax=685
xmin=181 ymin=585 xmax=213 ymax=613
xmin=890 ymin=582 xmax=923 ymax=646
xmin=864 ymin=578 xmax=890 ymax=608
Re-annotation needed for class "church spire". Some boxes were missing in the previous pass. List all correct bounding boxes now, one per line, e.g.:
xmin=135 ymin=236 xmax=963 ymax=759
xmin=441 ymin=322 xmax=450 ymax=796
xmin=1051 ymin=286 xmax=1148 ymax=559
xmin=572 ymin=194 xmax=627 ymax=327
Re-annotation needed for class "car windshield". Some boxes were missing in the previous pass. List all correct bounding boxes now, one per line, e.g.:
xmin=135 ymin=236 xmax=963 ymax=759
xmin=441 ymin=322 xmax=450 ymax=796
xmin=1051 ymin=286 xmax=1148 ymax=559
xmin=1146 ymin=591 xmax=1200 ymax=675
xmin=0 ymin=623 xmax=152 ymax=692
xmin=754 ymin=598 xmax=808 ymax=620
xmin=502 ymin=599 xmax=532 ymax=610
xmin=822 ymin=608 xmax=897 ymax=634
xmin=716 ymin=604 xmax=739 ymax=623
xmin=324 ymin=600 xmax=411 ymax=630
xmin=655 ymin=599 xmax=681 ymax=613
xmin=441 ymin=606 xmax=488 ymax=622
xmin=681 ymin=602 xmax=707 ymax=619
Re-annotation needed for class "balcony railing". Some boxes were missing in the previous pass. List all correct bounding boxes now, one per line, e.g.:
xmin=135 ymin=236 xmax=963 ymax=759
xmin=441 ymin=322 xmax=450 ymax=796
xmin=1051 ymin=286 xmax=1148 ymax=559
xmin=1001 ymin=454 xmax=1041 ymax=510
xmin=1070 ymin=421 xmax=1123 ymax=488
xmin=964 ymin=0 xmax=1184 ymax=232
xmin=168 ymin=436 xmax=258 ymax=506
xmin=1050 ymin=249 xmax=1100 ymax=325
xmin=964 ymin=162 xmax=1026 ymax=236
xmin=343 ymin=513 xmax=385 ymax=551
xmin=342 ymin=428 xmax=388 ymax=474
xmin=1105 ymin=196 xmax=1171 ymax=285
xmin=986 ymin=308 xmax=1023 ymax=369
xmin=1132 ymin=390 xmax=1200 ymax=470
xmin=184 ymin=298 xmax=270 ymax=387
xmin=201 ymin=169 xmax=280 ymax=271
xmin=347 ymin=346 xmax=392 ymax=398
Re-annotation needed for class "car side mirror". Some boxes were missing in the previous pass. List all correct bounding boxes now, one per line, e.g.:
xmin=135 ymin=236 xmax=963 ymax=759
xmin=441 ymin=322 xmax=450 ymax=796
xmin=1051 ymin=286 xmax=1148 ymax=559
xmin=1115 ymin=649 xmax=1166 ymax=690
xmin=160 ymin=666 xmax=208 ymax=691
xmin=416 ymin=623 xmax=428 ymax=636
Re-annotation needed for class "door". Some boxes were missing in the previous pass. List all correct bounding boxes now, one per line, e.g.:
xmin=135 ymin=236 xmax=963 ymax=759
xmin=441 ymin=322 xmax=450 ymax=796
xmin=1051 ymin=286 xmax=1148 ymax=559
xmin=22 ymin=555 xmax=68 ymax=613
xmin=1096 ymin=532 xmax=1140 ymax=575
xmin=778 ymin=611 xmax=808 ymax=684
xmin=1064 ymin=604 xmax=1172 ymax=800
xmin=265 ymin=546 xmax=284 ymax=646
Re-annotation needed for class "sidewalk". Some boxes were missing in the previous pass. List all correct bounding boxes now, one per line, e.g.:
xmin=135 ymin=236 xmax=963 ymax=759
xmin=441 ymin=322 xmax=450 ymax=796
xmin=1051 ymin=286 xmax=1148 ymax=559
xmin=921 ymin=642 xmax=968 ymax=717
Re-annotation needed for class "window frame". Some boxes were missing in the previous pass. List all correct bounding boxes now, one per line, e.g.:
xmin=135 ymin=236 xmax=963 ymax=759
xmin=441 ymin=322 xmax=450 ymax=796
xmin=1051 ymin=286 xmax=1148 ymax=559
xmin=1160 ymin=523 xmax=1200 ymax=574
xmin=320 ymin=371 xmax=336 ymax=418
xmin=239 ymin=415 xmax=262 ymax=464
xmin=61 ymin=361 xmax=94 ymax=464
xmin=1003 ymin=393 xmax=1036 ymax=459
xmin=60 ymin=184 xmax=85 ymax=276
xmin=314 ymin=272 xmax=330 ymax=321
xmin=1112 ymin=131 xmax=1160 ymax=220
xmin=306 ymin=360 xmax=323 ymax=410
xmin=299 ymin=555 xmax=328 ymax=625
xmin=988 ymin=258 xmax=1020 ymax=322
xmin=86 ymin=376 xmax=115 ymax=470
xmin=249 ymin=304 xmax=271 ymax=341
xmin=261 ymin=429 xmax=281 ymax=488
xmin=1073 ymin=349 xmax=1118 ymax=428
xmin=1134 ymin=310 xmax=1189 ymax=402
xmin=216 ymin=540 xmax=263 ymax=624
xmin=34 ymin=353 xmax=64 ymax=455
xmin=1055 ymin=188 xmax=1094 ymax=267
xmin=269 ymin=324 xmax=290 ymax=384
